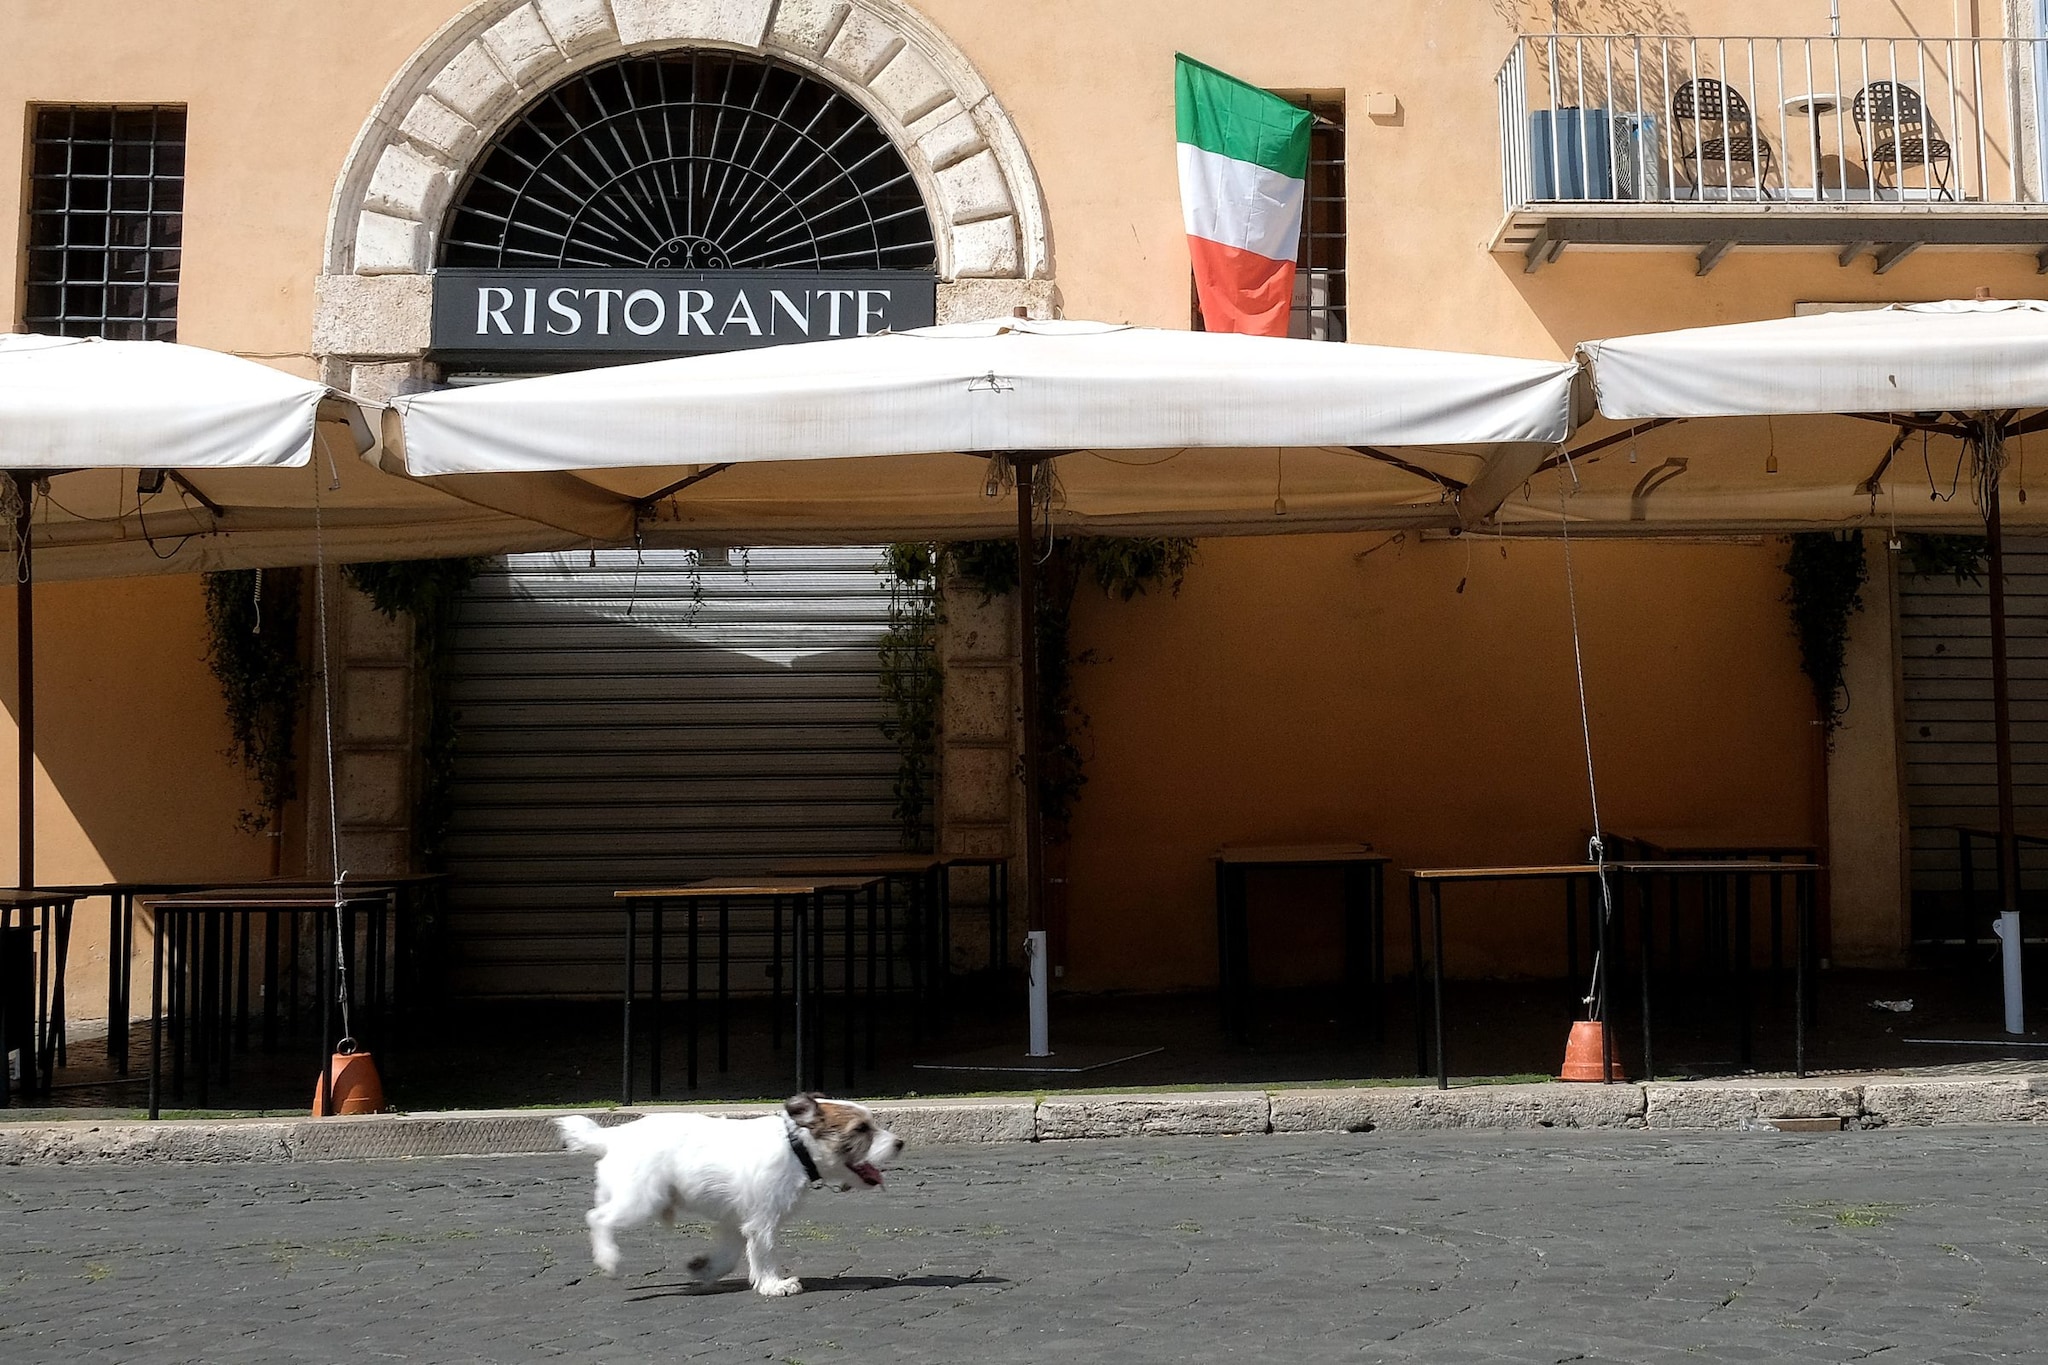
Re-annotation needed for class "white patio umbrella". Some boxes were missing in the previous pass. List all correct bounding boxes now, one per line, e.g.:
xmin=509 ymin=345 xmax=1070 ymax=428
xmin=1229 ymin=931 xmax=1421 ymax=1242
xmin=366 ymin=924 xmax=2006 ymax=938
xmin=384 ymin=315 xmax=1582 ymax=1059
xmin=1560 ymin=298 xmax=2048 ymax=1034
xmin=0 ymin=335 xmax=597 ymax=894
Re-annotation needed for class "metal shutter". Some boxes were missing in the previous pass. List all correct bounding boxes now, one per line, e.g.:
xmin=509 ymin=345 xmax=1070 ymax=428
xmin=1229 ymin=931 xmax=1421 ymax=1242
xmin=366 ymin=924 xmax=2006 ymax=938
xmin=442 ymin=547 xmax=902 ymax=997
xmin=1900 ymin=536 xmax=2048 ymax=940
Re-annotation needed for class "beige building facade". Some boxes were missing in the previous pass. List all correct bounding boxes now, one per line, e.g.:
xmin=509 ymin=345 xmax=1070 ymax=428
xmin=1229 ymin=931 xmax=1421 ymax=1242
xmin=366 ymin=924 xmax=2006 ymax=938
xmin=4 ymin=0 xmax=2046 ymax=1008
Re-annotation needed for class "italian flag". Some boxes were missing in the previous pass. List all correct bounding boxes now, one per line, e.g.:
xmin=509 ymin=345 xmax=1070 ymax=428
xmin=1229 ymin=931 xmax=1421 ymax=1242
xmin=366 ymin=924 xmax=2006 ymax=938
xmin=1175 ymin=54 xmax=1312 ymax=337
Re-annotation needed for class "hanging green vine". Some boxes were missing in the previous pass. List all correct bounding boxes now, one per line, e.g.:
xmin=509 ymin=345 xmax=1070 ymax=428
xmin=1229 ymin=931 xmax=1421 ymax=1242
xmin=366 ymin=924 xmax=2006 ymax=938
xmin=342 ymin=557 xmax=488 ymax=865
xmin=881 ymin=535 xmax=1196 ymax=846
xmin=1898 ymin=532 xmax=1986 ymax=584
xmin=878 ymin=543 xmax=943 ymax=848
xmin=202 ymin=568 xmax=306 ymax=833
xmin=1783 ymin=532 xmax=1868 ymax=741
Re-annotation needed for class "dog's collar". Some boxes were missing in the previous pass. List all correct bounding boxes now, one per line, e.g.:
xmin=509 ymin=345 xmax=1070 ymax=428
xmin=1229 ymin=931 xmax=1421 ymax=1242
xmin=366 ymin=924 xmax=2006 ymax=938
xmin=784 ymin=1118 xmax=822 ymax=1185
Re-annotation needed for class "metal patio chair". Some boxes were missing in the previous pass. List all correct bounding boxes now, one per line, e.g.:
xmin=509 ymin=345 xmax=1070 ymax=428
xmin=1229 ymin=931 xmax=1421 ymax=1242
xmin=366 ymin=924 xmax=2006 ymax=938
xmin=1851 ymin=81 xmax=1955 ymax=199
xmin=1671 ymin=77 xmax=1776 ymax=193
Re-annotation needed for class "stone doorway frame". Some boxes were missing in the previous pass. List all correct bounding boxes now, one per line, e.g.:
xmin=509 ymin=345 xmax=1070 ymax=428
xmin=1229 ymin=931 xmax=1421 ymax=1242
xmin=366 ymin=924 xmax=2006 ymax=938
xmin=313 ymin=0 xmax=1058 ymax=392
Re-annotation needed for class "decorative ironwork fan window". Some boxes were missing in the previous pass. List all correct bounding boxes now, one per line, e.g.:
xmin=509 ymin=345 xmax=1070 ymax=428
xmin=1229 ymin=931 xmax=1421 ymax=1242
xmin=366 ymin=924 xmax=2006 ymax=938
xmin=441 ymin=51 xmax=936 ymax=272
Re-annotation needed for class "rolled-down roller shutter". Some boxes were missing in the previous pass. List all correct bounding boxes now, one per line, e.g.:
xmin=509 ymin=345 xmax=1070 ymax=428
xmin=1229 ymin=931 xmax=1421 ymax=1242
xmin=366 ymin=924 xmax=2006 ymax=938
xmin=1899 ymin=536 xmax=2048 ymax=941
xmin=442 ymin=547 xmax=903 ymax=997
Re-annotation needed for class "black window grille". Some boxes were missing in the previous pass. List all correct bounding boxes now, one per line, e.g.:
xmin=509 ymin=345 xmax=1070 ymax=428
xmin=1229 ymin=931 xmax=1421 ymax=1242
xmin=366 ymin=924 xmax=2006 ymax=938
xmin=441 ymin=51 xmax=935 ymax=271
xmin=24 ymin=106 xmax=185 ymax=341
xmin=1291 ymin=98 xmax=1347 ymax=342
xmin=1191 ymin=95 xmax=1346 ymax=341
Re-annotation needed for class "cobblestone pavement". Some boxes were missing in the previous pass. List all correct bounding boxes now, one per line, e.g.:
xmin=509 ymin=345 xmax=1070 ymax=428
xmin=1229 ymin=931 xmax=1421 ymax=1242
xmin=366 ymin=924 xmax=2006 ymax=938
xmin=5 ymin=1128 xmax=2048 ymax=1363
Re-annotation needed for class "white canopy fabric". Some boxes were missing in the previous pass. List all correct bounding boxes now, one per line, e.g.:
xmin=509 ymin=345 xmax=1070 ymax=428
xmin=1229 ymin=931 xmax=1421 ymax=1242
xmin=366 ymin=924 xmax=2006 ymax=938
xmin=1581 ymin=299 xmax=2048 ymax=421
xmin=1480 ymin=301 xmax=2048 ymax=533
xmin=0 ymin=335 xmax=591 ymax=580
xmin=0 ymin=333 xmax=365 ymax=468
xmin=383 ymin=318 xmax=1582 ymax=541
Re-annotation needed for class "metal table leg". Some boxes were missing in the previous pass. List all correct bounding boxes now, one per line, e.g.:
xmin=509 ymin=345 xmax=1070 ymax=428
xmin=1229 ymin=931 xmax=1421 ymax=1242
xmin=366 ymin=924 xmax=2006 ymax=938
xmin=620 ymin=905 xmax=636 ymax=1107
xmin=1735 ymin=871 xmax=1753 ymax=1068
xmin=1638 ymin=872 xmax=1655 ymax=1084
xmin=792 ymin=893 xmax=809 ymax=1092
xmin=717 ymin=896 xmax=729 ymax=1075
xmin=865 ymin=880 xmax=879 ymax=1071
xmin=147 ymin=910 xmax=164 ymax=1119
xmin=650 ymin=899 xmax=664 ymax=1098
xmin=1796 ymin=871 xmax=1811 ymax=1077
xmin=1410 ymin=876 xmax=1427 ymax=1078
xmin=317 ymin=911 xmax=334 ymax=1117
xmin=686 ymin=898 xmax=698 ymax=1092
xmin=842 ymin=888 xmax=856 ymax=1089
xmin=1430 ymin=882 xmax=1447 ymax=1091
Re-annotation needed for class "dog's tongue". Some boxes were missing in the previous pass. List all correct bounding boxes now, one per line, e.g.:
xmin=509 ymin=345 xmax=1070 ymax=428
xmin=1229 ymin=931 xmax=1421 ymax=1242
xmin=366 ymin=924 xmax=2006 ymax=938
xmin=850 ymin=1161 xmax=884 ymax=1187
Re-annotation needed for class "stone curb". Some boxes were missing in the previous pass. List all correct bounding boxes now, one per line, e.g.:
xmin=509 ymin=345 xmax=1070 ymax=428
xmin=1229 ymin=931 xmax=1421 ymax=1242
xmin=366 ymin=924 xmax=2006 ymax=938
xmin=4 ymin=1076 xmax=2045 ymax=1165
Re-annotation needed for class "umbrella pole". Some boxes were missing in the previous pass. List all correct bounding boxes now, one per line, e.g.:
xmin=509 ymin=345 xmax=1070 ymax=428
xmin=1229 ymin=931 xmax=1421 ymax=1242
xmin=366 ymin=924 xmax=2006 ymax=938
xmin=1014 ymin=455 xmax=1051 ymax=1057
xmin=1983 ymin=421 xmax=2024 ymax=1034
xmin=13 ymin=473 xmax=32 ymax=893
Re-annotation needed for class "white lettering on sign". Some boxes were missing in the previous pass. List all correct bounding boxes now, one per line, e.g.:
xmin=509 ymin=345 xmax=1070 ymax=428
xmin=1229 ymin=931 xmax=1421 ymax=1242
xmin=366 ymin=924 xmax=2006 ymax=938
xmin=583 ymin=288 xmax=624 ymax=336
xmin=769 ymin=290 xmax=810 ymax=336
xmin=679 ymin=289 xmax=715 ymax=336
xmin=547 ymin=287 xmax=581 ymax=335
xmin=859 ymin=289 xmax=888 ymax=336
xmin=477 ymin=287 xmax=515 ymax=335
xmin=721 ymin=293 xmax=761 ymax=337
xmin=623 ymin=288 xmax=665 ymax=336
xmin=450 ymin=278 xmax=930 ymax=351
xmin=818 ymin=289 xmax=855 ymax=335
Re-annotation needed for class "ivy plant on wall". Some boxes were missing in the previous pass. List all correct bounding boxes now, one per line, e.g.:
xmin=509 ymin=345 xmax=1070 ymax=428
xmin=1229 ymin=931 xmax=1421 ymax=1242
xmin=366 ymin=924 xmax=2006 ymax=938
xmin=878 ymin=543 xmax=943 ymax=848
xmin=1897 ymin=532 xmax=1986 ymax=584
xmin=202 ymin=568 xmax=306 ymax=835
xmin=880 ymin=536 xmax=1197 ymax=849
xmin=1782 ymin=532 xmax=1868 ymax=742
xmin=342 ymin=557 xmax=488 ymax=865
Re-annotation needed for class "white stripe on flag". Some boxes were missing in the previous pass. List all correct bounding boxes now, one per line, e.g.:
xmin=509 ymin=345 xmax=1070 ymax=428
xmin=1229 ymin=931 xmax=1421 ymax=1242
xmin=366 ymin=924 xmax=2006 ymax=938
xmin=1176 ymin=142 xmax=1305 ymax=261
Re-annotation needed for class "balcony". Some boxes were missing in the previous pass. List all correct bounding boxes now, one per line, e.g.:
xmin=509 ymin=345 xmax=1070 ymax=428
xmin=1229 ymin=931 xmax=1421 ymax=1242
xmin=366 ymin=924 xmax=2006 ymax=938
xmin=1495 ymin=34 xmax=2048 ymax=274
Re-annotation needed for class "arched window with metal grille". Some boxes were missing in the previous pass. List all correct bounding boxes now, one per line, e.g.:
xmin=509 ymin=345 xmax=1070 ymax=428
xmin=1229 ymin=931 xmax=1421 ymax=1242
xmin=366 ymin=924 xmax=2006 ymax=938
xmin=441 ymin=51 xmax=937 ymax=272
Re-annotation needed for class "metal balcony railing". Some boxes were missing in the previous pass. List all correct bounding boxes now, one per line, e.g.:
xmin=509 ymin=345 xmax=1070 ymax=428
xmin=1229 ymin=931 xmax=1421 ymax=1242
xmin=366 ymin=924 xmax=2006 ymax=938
xmin=1498 ymin=34 xmax=2048 ymax=211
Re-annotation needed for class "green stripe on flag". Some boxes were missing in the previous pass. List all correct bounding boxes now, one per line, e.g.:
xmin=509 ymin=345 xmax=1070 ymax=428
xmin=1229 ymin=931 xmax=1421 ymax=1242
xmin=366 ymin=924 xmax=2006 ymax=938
xmin=1174 ymin=53 xmax=1311 ymax=180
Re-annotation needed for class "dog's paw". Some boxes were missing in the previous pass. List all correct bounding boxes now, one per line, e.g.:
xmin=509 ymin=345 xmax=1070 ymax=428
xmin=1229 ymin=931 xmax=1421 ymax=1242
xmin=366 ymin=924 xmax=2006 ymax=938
xmin=755 ymin=1276 xmax=803 ymax=1297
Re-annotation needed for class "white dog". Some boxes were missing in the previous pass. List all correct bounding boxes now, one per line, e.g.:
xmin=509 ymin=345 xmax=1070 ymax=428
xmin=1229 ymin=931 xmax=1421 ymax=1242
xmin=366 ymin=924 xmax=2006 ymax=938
xmin=556 ymin=1093 xmax=903 ymax=1297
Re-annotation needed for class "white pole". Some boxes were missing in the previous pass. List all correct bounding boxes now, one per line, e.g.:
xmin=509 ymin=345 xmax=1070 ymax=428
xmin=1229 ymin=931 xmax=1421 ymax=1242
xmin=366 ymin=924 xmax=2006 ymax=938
xmin=1997 ymin=913 xmax=2027 ymax=1034
xmin=1829 ymin=1 xmax=1840 ymax=38
xmin=1026 ymin=931 xmax=1051 ymax=1057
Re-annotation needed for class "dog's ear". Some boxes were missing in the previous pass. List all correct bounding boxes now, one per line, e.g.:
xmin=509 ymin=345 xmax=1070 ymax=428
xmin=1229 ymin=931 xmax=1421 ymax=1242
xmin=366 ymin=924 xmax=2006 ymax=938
xmin=785 ymin=1093 xmax=822 ymax=1128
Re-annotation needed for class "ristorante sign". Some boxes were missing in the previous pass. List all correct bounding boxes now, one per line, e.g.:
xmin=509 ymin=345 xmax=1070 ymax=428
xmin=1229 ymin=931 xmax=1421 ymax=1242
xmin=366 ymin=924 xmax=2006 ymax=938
xmin=430 ymin=269 xmax=939 ymax=363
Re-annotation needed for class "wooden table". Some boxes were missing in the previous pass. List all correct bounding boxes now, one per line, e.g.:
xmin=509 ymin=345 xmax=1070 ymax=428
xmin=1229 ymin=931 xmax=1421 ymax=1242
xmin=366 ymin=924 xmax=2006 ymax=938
xmin=767 ymin=855 xmax=944 ymax=1033
xmin=46 ymin=873 xmax=447 ymax=1079
xmin=1952 ymin=825 xmax=2048 ymax=950
xmin=1602 ymin=832 xmax=1819 ymax=975
xmin=939 ymin=854 xmax=1012 ymax=978
xmin=1407 ymin=860 xmax=1820 ymax=1090
xmin=0 ymin=888 xmax=83 ymax=1106
xmin=142 ymin=885 xmax=413 ymax=1119
xmin=615 ymin=878 xmax=881 ymax=1100
xmin=1212 ymin=845 xmax=1388 ymax=1044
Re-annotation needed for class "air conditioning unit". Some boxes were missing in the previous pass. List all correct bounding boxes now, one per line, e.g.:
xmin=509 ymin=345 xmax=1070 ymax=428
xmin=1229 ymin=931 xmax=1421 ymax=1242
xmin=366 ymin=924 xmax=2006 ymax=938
xmin=1610 ymin=112 xmax=1664 ymax=200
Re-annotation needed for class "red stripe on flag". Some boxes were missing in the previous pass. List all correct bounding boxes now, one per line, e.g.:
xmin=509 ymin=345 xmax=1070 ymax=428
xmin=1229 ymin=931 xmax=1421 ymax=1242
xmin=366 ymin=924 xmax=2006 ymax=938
xmin=1189 ymin=235 xmax=1295 ymax=338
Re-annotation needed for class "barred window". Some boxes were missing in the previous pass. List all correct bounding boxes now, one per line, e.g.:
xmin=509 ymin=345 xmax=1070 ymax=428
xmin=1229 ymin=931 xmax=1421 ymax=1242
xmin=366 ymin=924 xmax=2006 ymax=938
xmin=1190 ymin=95 xmax=1347 ymax=341
xmin=1290 ymin=98 xmax=1347 ymax=342
xmin=24 ymin=106 xmax=186 ymax=341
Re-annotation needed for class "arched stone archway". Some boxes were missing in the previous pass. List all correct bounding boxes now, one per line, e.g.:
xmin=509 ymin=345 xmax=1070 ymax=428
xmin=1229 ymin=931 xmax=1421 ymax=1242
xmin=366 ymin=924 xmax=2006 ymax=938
xmin=314 ymin=0 xmax=1056 ymax=385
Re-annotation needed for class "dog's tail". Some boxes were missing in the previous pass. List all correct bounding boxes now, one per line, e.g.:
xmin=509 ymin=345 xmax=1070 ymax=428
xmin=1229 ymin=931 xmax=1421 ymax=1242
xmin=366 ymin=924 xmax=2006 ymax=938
xmin=555 ymin=1114 xmax=612 ymax=1155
